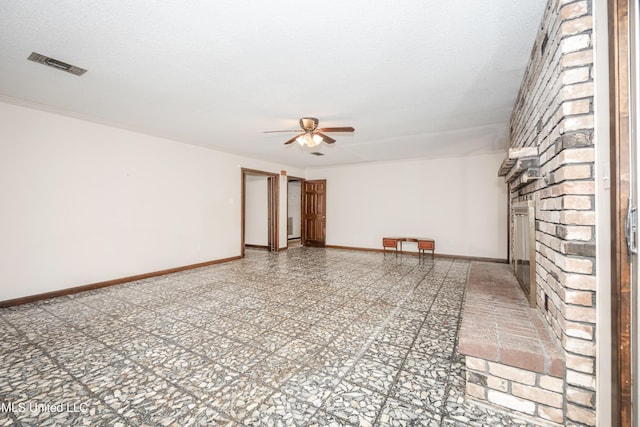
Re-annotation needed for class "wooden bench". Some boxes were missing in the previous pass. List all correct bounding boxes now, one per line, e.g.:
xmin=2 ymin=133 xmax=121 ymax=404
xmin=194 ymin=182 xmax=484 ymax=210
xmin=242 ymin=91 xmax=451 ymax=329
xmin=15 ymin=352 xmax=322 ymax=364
xmin=382 ymin=237 xmax=435 ymax=259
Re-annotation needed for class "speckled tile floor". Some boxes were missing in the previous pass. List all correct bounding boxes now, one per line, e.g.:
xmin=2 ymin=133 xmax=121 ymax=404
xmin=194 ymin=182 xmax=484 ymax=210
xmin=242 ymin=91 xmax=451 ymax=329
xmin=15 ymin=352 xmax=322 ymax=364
xmin=0 ymin=248 xmax=539 ymax=426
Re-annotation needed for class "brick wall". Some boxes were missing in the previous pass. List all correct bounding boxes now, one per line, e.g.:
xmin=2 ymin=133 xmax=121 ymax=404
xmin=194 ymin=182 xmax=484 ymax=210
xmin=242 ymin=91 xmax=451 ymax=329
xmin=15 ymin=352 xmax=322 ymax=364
xmin=507 ymin=0 xmax=596 ymax=425
xmin=466 ymin=356 xmax=565 ymax=425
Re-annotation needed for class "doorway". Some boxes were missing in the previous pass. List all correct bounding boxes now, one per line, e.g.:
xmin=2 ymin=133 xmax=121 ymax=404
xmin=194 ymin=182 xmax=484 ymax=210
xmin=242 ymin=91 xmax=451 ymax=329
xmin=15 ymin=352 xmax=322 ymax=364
xmin=241 ymin=168 xmax=278 ymax=257
xmin=287 ymin=177 xmax=304 ymax=248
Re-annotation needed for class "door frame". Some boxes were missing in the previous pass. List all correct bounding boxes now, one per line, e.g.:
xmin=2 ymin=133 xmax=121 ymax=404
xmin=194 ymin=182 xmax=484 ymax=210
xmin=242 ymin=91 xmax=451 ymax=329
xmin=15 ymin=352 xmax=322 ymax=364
xmin=241 ymin=168 xmax=279 ymax=257
xmin=609 ymin=0 xmax=635 ymax=425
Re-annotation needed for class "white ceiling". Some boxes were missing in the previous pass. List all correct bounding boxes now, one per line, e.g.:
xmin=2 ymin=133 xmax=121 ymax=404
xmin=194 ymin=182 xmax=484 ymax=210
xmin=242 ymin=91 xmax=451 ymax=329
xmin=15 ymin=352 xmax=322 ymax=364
xmin=0 ymin=1 xmax=545 ymax=168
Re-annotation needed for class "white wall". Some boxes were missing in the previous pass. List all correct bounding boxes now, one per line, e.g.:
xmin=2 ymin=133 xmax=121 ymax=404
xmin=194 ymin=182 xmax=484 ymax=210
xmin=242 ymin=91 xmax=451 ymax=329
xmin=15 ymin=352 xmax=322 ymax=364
xmin=0 ymin=101 xmax=303 ymax=301
xmin=287 ymin=180 xmax=301 ymax=238
xmin=245 ymin=175 xmax=268 ymax=246
xmin=306 ymin=153 xmax=508 ymax=259
xmin=0 ymin=99 xmax=506 ymax=303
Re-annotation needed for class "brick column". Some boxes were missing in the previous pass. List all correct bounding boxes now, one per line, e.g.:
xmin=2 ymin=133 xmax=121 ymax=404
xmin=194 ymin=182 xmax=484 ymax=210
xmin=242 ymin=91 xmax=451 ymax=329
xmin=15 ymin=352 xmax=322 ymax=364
xmin=506 ymin=0 xmax=596 ymax=425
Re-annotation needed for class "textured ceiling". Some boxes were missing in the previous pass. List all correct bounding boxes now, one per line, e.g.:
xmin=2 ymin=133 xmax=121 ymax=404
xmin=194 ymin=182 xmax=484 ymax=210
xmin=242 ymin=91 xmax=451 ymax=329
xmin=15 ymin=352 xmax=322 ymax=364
xmin=0 ymin=1 xmax=545 ymax=168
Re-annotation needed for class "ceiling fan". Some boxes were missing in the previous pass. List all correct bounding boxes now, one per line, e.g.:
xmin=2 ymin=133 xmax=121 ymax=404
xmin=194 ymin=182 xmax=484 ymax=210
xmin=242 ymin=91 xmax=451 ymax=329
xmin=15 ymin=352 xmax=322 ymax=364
xmin=264 ymin=117 xmax=355 ymax=147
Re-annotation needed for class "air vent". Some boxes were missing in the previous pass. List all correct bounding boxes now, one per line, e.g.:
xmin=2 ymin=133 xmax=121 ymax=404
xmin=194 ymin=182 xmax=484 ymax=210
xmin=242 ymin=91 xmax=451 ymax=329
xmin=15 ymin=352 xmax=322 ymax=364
xmin=28 ymin=52 xmax=87 ymax=76
xmin=310 ymin=152 xmax=325 ymax=156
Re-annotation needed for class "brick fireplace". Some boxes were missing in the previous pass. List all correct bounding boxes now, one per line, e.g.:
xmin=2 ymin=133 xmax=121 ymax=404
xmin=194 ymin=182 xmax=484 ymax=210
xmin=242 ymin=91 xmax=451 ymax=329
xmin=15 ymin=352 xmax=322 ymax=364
xmin=460 ymin=0 xmax=597 ymax=425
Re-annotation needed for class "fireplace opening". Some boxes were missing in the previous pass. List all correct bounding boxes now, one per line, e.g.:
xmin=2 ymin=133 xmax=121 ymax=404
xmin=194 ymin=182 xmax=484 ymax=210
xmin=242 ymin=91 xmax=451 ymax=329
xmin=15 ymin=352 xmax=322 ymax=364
xmin=512 ymin=200 xmax=537 ymax=308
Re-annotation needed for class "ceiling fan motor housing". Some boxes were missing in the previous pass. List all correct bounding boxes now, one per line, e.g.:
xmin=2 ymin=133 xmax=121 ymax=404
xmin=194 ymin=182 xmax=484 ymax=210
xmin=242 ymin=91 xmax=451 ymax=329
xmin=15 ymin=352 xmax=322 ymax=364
xmin=300 ymin=117 xmax=319 ymax=131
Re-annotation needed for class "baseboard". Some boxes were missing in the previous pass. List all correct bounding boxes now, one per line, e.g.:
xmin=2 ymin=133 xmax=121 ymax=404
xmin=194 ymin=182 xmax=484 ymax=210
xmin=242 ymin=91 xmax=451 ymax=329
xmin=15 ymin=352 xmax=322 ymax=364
xmin=325 ymin=245 xmax=507 ymax=264
xmin=0 ymin=255 xmax=241 ymax=308
xmin=245 ymin=244 xmax=270 ymax=249
xmin=327 ymin=245 xmax=385 ymax=253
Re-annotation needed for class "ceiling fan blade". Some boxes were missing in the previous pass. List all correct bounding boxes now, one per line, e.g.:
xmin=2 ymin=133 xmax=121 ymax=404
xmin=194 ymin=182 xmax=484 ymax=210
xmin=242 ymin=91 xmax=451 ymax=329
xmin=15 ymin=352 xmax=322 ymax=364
xmin=264 ymin=130 xmax=299 ymax=133
xmin=284 ymin=133 xmax=303 ymax=145
xmin=316 ymin=132 xmax=336 ymax=144
xmin=319 ymin=126 xmax=355 ymax=133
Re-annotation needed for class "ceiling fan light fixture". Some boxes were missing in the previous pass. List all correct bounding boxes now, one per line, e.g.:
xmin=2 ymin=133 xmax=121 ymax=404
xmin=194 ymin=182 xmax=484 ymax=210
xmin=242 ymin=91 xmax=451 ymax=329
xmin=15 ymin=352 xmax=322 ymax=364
xmin=296 ymin=133 xmax=323 ymax=147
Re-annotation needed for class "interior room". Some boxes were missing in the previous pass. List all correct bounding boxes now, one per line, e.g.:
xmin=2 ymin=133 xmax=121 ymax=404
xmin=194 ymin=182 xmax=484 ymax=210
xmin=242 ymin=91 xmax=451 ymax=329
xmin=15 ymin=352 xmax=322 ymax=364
xmin=0 ymin=0 xmax=636 ymax=426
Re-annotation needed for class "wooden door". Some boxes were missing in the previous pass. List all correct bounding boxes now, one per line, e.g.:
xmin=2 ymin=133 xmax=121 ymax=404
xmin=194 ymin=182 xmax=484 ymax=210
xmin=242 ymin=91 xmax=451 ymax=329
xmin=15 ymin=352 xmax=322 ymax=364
xmin=610 ymin=0 xmax=637 ymax=425
xmin=303 ymin=180 xmax=326 ymax=247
